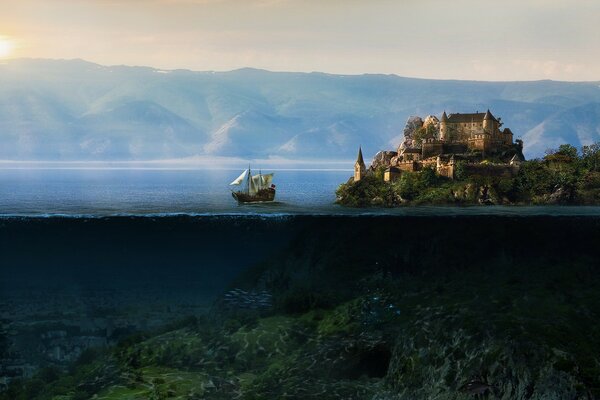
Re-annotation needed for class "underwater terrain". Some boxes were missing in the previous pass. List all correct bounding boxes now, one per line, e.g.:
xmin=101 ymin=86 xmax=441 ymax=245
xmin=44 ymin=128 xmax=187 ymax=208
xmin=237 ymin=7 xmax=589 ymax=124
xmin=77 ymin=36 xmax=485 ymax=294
xmin=1 ymin=214 xmax=600 ymax=399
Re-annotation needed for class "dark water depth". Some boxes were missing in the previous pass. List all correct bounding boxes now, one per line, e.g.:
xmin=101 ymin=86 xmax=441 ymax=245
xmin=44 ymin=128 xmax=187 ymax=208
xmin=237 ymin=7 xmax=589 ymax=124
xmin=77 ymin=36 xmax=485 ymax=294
xmin=1 ymin=214 xmax=600 ymax=399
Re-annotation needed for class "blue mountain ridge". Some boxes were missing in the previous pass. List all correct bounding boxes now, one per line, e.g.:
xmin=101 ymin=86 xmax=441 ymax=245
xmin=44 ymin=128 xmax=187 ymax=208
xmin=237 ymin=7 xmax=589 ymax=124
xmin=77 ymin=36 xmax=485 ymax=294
xmin=0 ymin=58 xmax=598 ymax=161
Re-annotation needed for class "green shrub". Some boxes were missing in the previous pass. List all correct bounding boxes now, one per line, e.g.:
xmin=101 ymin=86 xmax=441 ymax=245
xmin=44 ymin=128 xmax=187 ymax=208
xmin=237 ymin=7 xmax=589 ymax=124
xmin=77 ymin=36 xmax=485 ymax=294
xmin=336 ymin=142 xmax=600 ymax=207
xmin=414 ymin=187 xmax=454 ymax=204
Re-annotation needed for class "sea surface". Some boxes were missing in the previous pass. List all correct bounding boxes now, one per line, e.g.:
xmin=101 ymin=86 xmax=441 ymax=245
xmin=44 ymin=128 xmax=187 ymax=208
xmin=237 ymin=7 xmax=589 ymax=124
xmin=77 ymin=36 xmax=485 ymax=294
xmin=1 ymin=167 xmax=600 ymax=217
xmin=0 ymin=167 xmax=352 ymax=216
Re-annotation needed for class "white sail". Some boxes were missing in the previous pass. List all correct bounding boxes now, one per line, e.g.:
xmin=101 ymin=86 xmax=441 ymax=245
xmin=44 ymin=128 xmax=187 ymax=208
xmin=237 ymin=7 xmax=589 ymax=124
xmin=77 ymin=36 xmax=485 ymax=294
xmin=251 ymin=175 xmax=262 ymax=191
xmin=251 ymin=173 xmax=274 ymax=191
xmin=230 ymin=169 xmax=248 ymax=186
xmin=249 ymin=173 xmax=258 ymax=195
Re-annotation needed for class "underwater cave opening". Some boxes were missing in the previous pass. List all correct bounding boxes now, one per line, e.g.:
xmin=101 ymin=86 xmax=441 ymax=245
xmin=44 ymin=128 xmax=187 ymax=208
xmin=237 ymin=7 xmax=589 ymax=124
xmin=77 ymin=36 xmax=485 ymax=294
xmin=345 ymin=345 xmax=392 ymax=379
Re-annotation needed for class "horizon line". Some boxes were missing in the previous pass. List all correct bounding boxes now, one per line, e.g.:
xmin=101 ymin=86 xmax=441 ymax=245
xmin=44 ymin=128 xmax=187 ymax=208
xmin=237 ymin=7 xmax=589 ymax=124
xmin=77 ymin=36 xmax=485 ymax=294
xmin=4 ymin=57 xmax=599 ymax=85
xmin=0 ymin=157 xmax=356 ymax=168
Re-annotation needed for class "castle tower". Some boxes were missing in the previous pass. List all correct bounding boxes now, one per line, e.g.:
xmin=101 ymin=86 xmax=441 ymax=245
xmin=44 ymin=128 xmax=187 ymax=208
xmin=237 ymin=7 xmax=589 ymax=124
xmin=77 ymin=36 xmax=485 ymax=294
xmin=483 ymin=109 xmax=495 ymax=133
xmin=440 ymin=111 xmax=449 ymax=142
xmin=354 ymin=147 xmax=366 ymax=182
xmin=448 ymin=155 xmax=456 ymax=180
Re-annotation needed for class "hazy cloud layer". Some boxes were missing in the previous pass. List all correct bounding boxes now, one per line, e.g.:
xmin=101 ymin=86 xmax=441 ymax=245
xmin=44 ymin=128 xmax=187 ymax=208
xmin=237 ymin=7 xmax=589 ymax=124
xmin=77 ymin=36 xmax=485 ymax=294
xmin=1 ymin=0 xmax=599 ymax=80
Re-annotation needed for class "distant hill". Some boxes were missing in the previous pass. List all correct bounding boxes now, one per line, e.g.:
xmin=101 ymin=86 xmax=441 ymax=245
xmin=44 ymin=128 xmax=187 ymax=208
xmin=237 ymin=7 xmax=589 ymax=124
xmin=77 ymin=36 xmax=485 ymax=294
xmin=0 ymin=58 xmax=598 ymax=161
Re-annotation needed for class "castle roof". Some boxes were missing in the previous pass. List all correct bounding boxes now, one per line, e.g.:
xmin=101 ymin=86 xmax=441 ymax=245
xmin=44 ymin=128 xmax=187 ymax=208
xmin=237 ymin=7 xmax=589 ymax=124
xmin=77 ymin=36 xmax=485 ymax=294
xmin=447 ymin=111 xmax=498 ymax=123
xmin=402 ymin=148 xmax=421 ymax=154
xmin=511 ymin=153 xmax=525 ymax=162
xmin=441 ymin=111 xmax=449 ymax=122
xmin=355 ymin=146 xmax=365 ymax=166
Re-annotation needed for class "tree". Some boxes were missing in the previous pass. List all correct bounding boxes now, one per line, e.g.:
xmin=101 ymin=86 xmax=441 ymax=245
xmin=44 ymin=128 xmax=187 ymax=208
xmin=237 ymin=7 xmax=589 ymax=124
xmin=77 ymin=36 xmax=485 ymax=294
xmin=396 ymin=172 xmax=420 ymax=200
xmin=454 ymin=161 xmax=468 ymax=181
xmin=556 ymin=144 xmax=579 ymax=159
xmin=582 ymin=142 xmax=600 ymax=171
xmin=413 ymin=124 xmax=437 ymax=146
xmin=374 ymin=166 xmax=386 ymax=181
xmin=544 ymin=144 xmax=578 ymax=164
xmin=419 ymin=167 xmax=437 ymax=187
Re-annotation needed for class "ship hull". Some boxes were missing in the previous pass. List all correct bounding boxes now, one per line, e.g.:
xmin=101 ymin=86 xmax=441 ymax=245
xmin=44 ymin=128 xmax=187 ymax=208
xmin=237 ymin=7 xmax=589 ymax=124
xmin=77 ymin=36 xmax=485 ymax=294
xmin=232 ymin=188 xmax=276 ymax=203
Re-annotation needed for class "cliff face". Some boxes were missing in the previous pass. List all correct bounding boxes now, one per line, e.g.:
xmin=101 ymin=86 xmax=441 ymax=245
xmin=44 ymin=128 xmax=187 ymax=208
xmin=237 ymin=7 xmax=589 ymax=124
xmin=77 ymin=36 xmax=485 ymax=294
xmin=369 ymin=150 xmax=398 ymax=171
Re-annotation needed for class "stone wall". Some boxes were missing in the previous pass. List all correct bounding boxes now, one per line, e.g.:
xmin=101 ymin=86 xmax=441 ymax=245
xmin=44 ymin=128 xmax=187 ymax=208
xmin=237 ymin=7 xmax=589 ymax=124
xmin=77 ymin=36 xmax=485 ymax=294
xmin=422 ymin=141 xmax=444 ymax=158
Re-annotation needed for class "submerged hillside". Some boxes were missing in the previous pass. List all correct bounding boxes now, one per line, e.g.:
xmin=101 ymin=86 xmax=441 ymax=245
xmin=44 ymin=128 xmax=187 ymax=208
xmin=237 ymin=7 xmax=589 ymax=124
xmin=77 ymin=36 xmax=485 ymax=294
xmin=4 ymin=216 xmax=600 ymax=400
xmin=0 ymin=59 xmax=599 ymax=161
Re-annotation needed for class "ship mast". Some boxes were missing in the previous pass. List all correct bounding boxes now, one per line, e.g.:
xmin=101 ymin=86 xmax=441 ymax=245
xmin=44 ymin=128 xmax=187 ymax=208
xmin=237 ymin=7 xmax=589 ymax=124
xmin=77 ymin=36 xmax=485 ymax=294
xmin=247 ymin=164 xmax=251 ymax=194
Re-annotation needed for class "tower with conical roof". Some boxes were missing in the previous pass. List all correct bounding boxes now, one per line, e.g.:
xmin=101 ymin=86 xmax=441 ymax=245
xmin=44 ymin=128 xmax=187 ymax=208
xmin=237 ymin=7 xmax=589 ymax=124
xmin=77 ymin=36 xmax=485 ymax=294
xmin=483 ymin=109 xmax=495 ymax=133
xmin=354 ymin=147 xmax=366 ymax=182
xmin=440 ymin=111 xmax=449 ymax=142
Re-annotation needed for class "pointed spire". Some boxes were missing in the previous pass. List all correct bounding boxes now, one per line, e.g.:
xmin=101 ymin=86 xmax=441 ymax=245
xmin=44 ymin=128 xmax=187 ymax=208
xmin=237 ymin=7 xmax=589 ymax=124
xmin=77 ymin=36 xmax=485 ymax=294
xmin=354 ymin=146 xmax=366 ymax=182
xmin=484 ymin=109 xmax=494 ymax=120
xmin=441 ymin=110 xmax=448 ymax=122
xmin=356 ymin=146 xmax=365 ymax=166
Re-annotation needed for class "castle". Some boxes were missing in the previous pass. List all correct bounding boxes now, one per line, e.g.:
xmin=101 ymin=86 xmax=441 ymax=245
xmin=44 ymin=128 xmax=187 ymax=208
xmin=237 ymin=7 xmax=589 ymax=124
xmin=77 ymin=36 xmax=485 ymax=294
xmin=427 ymin=110 xmax=514 ymax=158
xmin=354 ymin=110 xmax=524 ymax=182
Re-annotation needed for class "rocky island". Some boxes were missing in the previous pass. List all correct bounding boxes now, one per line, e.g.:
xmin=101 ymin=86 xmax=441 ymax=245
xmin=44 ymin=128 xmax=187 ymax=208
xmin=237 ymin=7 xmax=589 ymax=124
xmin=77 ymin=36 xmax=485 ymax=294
xmin=337 ymin=110 xmax=600 ymax=206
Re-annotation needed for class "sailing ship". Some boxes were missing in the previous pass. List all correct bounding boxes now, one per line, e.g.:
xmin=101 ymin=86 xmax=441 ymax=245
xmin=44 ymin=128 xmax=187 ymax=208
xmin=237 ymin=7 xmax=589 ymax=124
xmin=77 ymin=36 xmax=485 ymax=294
xmin=230 ymin=167 xmax=276 ymax=203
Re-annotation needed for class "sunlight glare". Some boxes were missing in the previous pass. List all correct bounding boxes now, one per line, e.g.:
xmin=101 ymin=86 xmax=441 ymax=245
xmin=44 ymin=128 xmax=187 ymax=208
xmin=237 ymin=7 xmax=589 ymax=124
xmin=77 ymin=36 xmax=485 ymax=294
xmin=0 ymin=37 xmax=14 ymax=58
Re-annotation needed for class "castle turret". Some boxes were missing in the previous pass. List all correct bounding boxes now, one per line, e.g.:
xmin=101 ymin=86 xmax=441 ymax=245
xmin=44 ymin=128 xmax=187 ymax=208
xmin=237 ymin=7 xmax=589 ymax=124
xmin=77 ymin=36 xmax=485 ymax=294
xmin=483 ymin=109 xmax=495 ymax=133
xmin=440 ymin=111 xmax=449 ymax=142
xmin=354 ymin=146 xmax=366 ymax=182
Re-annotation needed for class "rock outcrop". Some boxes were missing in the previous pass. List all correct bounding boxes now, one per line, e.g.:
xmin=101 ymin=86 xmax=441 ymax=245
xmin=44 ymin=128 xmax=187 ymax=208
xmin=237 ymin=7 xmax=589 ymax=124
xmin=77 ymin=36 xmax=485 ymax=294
xmin=422 ymin=115 xmax=440 ymax=131
xmin=545 ymin=185 xmax=574 ymax=204
xmin=398 ymin=116 xmax=423 ymax=151
xmin=370 ymin=151 xmax=398 ymax=171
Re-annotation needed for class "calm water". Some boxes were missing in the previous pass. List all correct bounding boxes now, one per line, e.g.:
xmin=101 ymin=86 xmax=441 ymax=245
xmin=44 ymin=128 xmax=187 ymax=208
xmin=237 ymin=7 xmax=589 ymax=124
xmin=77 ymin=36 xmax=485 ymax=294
xmin=0 ymin=168 xmax=351 ymax=216
xmin=1 ymin=168 xmax=600 ymax=216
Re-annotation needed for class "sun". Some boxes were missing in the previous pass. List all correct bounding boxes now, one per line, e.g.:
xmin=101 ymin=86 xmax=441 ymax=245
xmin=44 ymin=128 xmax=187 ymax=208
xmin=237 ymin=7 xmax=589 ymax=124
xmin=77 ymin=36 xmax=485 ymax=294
xmin=0 ymin=37 xmax=15 ymax=58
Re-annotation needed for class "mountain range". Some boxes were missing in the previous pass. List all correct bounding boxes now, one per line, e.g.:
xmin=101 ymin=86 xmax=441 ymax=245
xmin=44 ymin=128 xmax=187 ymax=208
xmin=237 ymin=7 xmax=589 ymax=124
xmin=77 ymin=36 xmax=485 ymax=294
xmin=0 ymin=58 xmax=598 ymax=162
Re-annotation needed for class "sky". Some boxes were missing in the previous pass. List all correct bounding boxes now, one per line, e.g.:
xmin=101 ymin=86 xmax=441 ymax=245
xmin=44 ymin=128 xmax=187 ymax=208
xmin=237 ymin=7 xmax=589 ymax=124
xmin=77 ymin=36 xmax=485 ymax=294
xmin=1 ymin=0 xmax=599 ymax=81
